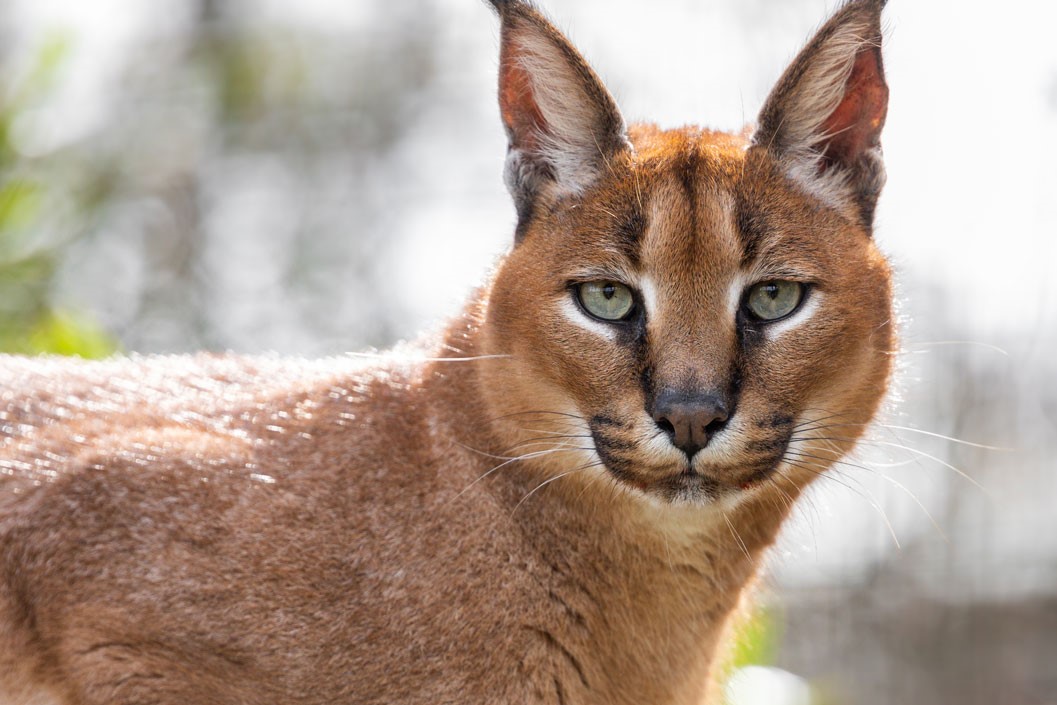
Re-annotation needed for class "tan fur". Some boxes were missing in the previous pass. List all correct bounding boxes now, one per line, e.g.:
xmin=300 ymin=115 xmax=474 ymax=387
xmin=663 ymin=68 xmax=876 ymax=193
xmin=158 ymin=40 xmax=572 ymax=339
xmin=0 ymin=2 xmax=894 ymax=703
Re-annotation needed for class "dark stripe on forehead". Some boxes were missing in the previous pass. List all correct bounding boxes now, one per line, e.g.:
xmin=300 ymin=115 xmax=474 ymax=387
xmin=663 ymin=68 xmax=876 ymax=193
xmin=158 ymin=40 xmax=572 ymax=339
xmin=677 ymin=152 xmax=698 ymax=241
xmin=735 ymin=196 xmax=765 ymax=265
xmin=612 ymin=208 xmax=646 ymax=266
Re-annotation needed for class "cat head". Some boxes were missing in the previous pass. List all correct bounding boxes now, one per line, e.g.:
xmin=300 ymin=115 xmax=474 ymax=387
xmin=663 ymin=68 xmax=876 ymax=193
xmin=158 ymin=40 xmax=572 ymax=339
xmin=480 ymin=0 xmax=893 ymax=506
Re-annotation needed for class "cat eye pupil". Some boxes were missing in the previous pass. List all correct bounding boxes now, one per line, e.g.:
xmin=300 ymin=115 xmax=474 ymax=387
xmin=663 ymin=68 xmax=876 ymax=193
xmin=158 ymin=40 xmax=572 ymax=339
xmin=576 ymin=281 xmax=635 ymax=322
xmin=745 ymin=280 xmax=805 ymax=322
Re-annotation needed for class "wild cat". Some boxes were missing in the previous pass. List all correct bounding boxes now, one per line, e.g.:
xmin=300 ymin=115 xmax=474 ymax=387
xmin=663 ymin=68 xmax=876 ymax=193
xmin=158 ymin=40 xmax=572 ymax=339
xmin=0 ymin=1 xmax=892 ymax=703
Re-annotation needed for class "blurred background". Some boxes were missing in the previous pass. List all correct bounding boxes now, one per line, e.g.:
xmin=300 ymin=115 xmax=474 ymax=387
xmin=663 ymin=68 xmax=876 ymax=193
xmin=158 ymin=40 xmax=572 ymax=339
xmin=1 ymin=1 xmax=1054 ymax=703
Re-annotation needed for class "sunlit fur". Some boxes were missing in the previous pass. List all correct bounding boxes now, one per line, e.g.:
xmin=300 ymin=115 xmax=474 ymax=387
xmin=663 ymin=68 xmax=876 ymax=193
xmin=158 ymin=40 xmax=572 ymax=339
xmin=1 ymin=2 xmax=893 ymax=704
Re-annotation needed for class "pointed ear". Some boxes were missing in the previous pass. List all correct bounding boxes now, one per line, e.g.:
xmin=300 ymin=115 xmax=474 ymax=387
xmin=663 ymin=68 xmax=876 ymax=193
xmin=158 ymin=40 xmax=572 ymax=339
xmin=753 ymin=0 xmax=889 ymax=226
xmin=489 ymin=0 xmax=630 ymax=232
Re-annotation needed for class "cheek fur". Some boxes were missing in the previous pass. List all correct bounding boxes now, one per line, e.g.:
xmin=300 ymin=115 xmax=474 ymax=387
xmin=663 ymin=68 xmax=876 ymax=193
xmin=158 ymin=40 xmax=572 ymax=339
xmin=559 ymin=297 xmax=617 ymax=342
xmin=762 ymin=291 xmax=822 ymax=341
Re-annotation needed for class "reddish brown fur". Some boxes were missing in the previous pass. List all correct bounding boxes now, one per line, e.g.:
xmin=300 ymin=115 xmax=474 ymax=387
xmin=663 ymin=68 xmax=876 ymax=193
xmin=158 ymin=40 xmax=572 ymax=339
xmin=1 ymin=2 xmax=894 ymax=703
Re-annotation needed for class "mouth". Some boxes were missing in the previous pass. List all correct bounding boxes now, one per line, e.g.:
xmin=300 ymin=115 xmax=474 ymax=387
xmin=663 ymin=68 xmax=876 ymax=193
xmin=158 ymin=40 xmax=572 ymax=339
xmin=601 ymin=460 xmax=722 ymax=503
xmin=592 ymin=438 xmax=721 ymax=501
xmin=591 ymin=428 xmax=784 ymax=503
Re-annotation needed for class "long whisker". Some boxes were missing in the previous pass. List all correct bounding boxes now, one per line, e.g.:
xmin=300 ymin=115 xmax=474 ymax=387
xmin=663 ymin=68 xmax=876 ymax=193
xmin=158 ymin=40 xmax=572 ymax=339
xmin=765 ymin=474 xmax=797 ymax=513
xmin=793 ymin=417 xmax=1010 ymax=453
xmin=783 ymin=449 xmax=948 ymax=541
xmin=782 ymin=457 xmax=901 ymax=549
xmin=771 ymin=471 xmax=824 ymax=560
xmin=792 ymin=420 xmax=868 ymax=435
xmin=512 ymin=460 xmax=604 ymax=514
xmin=453 ymin=440 xmax=569 ymax=462
xmin=879 ymin=424 xmax=1012 ymax=451
xmin=904 ymin=340 xmax=1009 ymax=356
xmin=722 ymin=513 xmax=752 ymax=561
xmin=456 ymin=428 xmax=590 ymax=460
xmin=575 ymin=463 xmax=608 ymax=503
xmin=500 ymin=440 xmax=594 ymax=456
xmin=791 ymin=410 xmax=858 ymax=430
xmin=790 ymin=435 xmax=990 ymax=495
xmin=487 ymin=409 xmax=586 ymax=423
xmin=345 ymin=352 xmax=514 ymax=362
xmin=872 ymin=440 xmax=991 ymax=495
xmin=514 ymin=429 xmax=595 ymax=441
xmin=451 ymin=445 xmax=588 ymax=501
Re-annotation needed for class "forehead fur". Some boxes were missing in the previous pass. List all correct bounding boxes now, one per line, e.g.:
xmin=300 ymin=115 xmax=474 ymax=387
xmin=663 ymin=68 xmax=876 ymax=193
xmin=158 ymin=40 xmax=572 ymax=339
xmin=628 ymin=123 xmax=871 ymax=249
xmin=628 ymin=124 xmax=749 ymax=173
xmin=518 ymin=120 xmax=877 ymax=289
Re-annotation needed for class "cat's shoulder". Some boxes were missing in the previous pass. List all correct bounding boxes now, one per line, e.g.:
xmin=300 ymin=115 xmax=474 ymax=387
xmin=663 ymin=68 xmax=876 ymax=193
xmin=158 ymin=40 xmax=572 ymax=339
xmin=0 ymin=351 xmax=427 ymax=486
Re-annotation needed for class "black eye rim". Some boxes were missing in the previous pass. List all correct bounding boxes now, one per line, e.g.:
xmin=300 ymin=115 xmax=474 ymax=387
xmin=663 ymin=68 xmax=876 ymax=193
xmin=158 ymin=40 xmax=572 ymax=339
xmin=569 ymin=280 xmax=640 ymax=324
xmin=741 ymin=280 xmax=811 ymax=323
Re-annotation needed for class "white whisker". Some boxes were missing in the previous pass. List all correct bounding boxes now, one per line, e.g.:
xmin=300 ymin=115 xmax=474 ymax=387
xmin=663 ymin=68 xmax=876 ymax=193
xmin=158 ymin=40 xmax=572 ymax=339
xmin=879 ymin=424 xmax=1012 ymax=451
xmin=512 ymin=461 xmax=602 ymax=514
xmin=904 ymin=340 xmax=1009 ymax=356
xmin=451 ymin=445 xmax=586 ymax=502
xmin=723 ymin=513 xmax=752 ymax=561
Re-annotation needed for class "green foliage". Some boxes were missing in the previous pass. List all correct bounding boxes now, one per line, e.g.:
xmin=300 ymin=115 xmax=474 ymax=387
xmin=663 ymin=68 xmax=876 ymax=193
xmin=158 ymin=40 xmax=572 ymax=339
xmin=2 ymin=309 xmax=116 ymax=359
xmin=0 ymin=178 xmax=43 ymax=232
xmin=0 ymin=33 xmax=117 ymax=359
xmin=714 ymin=602 xmax=786 ymax=704
xmin=27 ymin=310 xmax=115 ymax=358
xmin=726 ymin=604 xmax=781 ymax=671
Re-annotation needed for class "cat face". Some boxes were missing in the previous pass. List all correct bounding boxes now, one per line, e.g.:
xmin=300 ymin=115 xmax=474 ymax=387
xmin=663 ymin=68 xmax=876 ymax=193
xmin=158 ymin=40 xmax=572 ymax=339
xmin=481 ymin=0 xmax=892 ymax=505
xmin=485 ymin=128 xmax=893 ymax=504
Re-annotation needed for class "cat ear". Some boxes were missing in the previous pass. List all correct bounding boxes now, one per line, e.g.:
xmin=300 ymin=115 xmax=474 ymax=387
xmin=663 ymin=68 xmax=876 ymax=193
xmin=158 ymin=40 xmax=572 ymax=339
xmin=753 ymin=0 xmax=889 ymax=226
xmin=489 ymin=0 xmax=630 ymax=231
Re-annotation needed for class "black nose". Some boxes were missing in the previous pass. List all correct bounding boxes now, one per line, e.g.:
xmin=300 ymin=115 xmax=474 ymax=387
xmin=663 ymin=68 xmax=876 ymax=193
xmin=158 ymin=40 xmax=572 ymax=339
xmin=651 ymin=390 xmax=730 ymax=458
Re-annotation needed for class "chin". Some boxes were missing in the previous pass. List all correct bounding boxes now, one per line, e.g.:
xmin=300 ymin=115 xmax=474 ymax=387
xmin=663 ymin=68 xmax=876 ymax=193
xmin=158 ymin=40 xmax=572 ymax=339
xmin=648 ymin=470 xmax=724 ymax=505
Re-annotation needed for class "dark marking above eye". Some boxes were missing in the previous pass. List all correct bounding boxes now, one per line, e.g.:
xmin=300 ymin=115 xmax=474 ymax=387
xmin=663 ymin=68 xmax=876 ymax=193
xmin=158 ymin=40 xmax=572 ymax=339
xmin=610 ymin=208 xmax=646 ymax=265
xmin=736 ymin=206 xmax=766 ymax=265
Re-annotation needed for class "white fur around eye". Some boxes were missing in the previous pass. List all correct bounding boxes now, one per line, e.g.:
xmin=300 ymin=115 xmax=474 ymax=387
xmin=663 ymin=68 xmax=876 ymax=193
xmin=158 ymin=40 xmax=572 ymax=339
xmin=727 ymin=273 xmax=750 ymax=319
xmin=763 ymin=291 xmax=821 ymax=340
xmin=638 ymin=275 xmax=660 ymax=320
xmin=560 ymin=297 xmax=617 ymax=341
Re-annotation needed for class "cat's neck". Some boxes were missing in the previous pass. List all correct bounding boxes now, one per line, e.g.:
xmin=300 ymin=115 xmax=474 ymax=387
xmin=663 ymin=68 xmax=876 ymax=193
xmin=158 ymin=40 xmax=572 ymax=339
xmin=515 ymin=479 xmax=794 ymax=702
xmin=428 ymin=310 xmax=799 ymax=703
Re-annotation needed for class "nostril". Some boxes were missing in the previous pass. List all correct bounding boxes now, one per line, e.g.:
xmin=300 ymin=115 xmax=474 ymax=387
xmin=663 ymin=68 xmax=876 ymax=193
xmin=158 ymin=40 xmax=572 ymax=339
xmin=704 ymin=413 xmax=728 ymax=437
xmin=656 ymin=417 xmax=676 ymax=437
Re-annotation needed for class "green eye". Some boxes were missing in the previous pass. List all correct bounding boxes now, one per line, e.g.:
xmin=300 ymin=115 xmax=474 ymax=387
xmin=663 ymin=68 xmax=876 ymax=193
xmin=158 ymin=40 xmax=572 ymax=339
xmin=576 ymin=281 xmax=636 ymax=321
xmin=745 ymin=280 xmax=805 ymax=321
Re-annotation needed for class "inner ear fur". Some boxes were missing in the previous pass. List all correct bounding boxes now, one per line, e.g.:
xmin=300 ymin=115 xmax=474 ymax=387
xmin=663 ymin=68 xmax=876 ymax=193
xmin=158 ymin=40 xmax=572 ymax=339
xmin=489 ymin=0 xmax=630 ymax=235
xmin=753 ymin=0 xmax=889 ymax=227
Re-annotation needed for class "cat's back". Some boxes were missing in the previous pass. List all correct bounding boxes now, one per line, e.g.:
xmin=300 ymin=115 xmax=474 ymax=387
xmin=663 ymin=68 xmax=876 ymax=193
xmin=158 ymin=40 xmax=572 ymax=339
xmin=0 ymin=350 xmax=494 ymax=544
xmin=1 ymin=352 xmax=409 ymax=488
xmin=0 ymin=351 xmax=442 ymax=586
xmin=0 ymin=351 xmax=528 ymax=704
